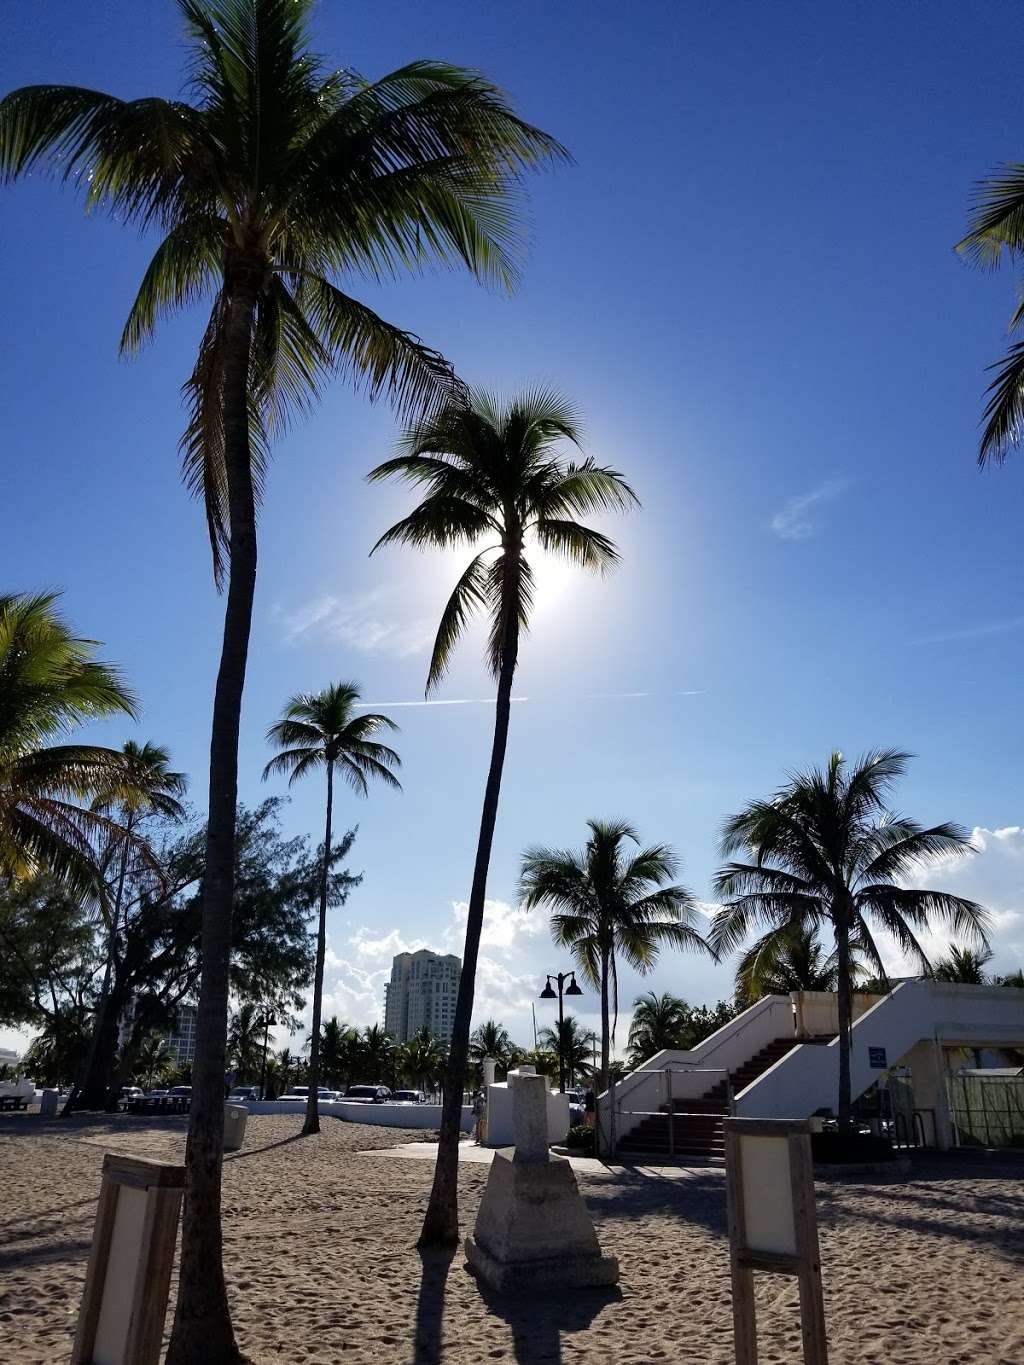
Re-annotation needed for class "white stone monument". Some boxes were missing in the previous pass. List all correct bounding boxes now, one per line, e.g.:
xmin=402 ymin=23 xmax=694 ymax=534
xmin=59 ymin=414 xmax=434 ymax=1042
xmin=465 ymin=1070 xmax=619 ymax=1291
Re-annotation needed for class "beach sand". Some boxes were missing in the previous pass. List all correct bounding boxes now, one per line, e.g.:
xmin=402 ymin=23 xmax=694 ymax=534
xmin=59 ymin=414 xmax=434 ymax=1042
xmin=0 ymin=1112 xmax=1021 ymax=1364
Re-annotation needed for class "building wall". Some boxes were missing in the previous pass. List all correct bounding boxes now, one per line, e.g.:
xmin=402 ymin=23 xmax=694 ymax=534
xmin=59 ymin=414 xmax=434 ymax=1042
xmin=165 ymin=1003 xmax=197 ymax=1065
xmin=383 ymin=949 xmax=461 ymax=1043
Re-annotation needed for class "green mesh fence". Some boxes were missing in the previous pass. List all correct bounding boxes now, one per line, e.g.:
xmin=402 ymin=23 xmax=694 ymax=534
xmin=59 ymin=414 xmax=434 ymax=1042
xmin=948 ymin=1075 xmax=1024 ymax=1148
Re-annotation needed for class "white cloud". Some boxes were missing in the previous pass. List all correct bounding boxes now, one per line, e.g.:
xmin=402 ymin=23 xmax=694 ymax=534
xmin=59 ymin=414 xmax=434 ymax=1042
xmin=908 ymin=616 xmax=1024 ymax=647
xmin=770 ymin=478 xmax=848 ymax=541
xmin=880 ymin=825 xmax=1024 ymax=976
xmin=271 ymin=588 xmax=435 ymax=658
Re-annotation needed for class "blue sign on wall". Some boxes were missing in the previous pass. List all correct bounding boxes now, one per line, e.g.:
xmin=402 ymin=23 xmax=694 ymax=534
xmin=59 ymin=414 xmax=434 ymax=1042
xmin=868 ymin=1047 xmax=887 ymax=1069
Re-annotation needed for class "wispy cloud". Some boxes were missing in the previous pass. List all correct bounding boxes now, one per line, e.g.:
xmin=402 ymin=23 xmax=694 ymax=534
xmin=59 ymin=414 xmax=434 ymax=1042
xmin=908 ymin=615 xmax=1024 ymax=647
xmin=271 ymin=588 xmax=434 ymax=658
xmin=356 ymin=690 xmax=706 ymax=710
xmin=770 ymin=478 xmax=848 ymax=541
xmin=357 ymin=697 xmax=529 ymax=708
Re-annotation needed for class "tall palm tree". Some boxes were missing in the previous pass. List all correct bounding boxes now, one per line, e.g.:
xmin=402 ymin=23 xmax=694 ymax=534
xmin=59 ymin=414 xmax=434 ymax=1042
xmin=733 ymin=924 xmax=844 ymax=1007
xmin=263 ymin=683 xmax=399 ymax=1135
xmin=538 ymin=1015 xmax=593 ymax=1087
xmin=520 ymin=819 xmax=713 ymax=1099
xmin=933 ymin=944 xmax=994 ymax=985
xmin=371 ymin=389 xmax=637 ymax=1246
xmin=626 ymin=990 xmax=692 ymax=1067
xmin=0 ymin=592 xmax=141 ymax=890
xmin=956 ymin=168 xmax=1024 ymax=462
xmin=69 ymin=740 xmax=188 ymax=1112
xmin=710 ymin=750 xmax=990 ymax=1129
xmin=1 ymin=5 xmax=565 ymax=1353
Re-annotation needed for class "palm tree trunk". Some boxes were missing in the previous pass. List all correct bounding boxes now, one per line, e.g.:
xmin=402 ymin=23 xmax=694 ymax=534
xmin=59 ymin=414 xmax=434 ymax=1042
xmin=64 ymin=816 xmax=134 ymax=1114
xmin=835 ymin=902 xmax=853 ymax=1131
xmin=418 ymin=619 xmax=519 ymax=1248
xmin=303 ymin=761 xmax=334 ymax=1137
xmin=599 ymin=945 xmax=611 ymax=1095
xmin=166 ymin=270 xmax=260 ymax=1365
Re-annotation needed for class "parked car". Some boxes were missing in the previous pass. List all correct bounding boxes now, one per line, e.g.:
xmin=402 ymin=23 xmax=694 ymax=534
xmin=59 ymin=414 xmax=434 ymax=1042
xmin=279 ymin=1087 xmax=309 ymax=1101
xmin=145 ymin=1089 xmax=169 ymax=1099
xmin=392 ymin=1090 xmax=426 ymax=1104
xmin=344 ymin=1085 xmax=392 ymax=1104
xmin=120 ymin=1086 xmax=145 ymax=1102
xmin=228 ymin=1085 xmax=261 ymax=1102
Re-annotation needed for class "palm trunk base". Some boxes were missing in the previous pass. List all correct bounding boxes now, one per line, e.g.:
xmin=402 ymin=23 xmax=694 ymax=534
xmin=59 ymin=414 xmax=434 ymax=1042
xmin=165 ymin=1104 xmax=241 ymax=1365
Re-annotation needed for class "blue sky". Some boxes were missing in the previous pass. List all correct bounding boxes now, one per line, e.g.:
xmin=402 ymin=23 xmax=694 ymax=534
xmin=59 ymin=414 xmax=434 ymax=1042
xmin=3 ymin=1 xmax=1024 ymax=1053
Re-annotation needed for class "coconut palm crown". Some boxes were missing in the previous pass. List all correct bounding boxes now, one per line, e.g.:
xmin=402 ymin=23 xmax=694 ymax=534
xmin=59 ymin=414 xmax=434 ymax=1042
xmin=0 ymin=591 xmax=141 ymax=891
xmin=710 ymin=749 xmax=990 ymax=1127
xmin=369 ymin=387 xmax=638 ymax=692
xmin=957 ymin=165 xmax=1024 ymax=464
xmin=0 ymin=0 xmax=569 ymax=582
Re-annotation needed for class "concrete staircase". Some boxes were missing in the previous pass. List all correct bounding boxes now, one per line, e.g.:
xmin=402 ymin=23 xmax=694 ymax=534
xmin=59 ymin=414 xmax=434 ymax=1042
xmin=615 ymin=1037 xmax=815 ymax=1164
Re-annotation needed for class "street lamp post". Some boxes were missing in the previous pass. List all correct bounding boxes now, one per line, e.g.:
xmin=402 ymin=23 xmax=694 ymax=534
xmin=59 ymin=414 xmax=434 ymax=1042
xmin=539 ymin=971 xmax=583 ymax=1093
xmin=258 ymin=1009 xmax=277 ymax=1100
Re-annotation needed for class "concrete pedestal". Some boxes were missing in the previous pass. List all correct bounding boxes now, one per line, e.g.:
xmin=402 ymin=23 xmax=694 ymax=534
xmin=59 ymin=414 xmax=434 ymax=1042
xmin=465 ymin=1148 xmax=619 ymax=1292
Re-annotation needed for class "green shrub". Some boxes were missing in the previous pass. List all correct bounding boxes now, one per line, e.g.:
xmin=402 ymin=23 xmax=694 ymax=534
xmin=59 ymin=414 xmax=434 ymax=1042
xmin=564 ymin=1124 xmax=595 ymax=1154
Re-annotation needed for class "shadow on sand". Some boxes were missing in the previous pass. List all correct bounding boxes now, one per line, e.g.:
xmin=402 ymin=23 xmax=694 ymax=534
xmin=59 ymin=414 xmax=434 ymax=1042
xmin=410 ymin=1245 xmax=619 ymax=1365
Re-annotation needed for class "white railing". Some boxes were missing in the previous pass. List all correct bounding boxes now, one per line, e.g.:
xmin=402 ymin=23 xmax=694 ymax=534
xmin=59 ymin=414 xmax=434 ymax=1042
xmin=734 ymin=980 xmax=1024 ymax=1127
xmin=596 ymin=994 xmax=794 ymax=1150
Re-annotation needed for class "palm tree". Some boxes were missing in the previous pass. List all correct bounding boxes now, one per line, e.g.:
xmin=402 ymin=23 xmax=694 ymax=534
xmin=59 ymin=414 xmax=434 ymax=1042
xmin=933 ymin=944 xmax=994 ymax=985
xmin=371 ymin=388 xmax=636 ymax=1247
xmin=469 ymin=1018 xmax=516 ymax=1079
xmin=538 ymin=1015 xmax=593 ymax=1087
xmin=135 ymin=1034 xmax=174 ymax=1091
xmin=734 ymin=925 xmax=844 ymax=1007
xmin=226 ymin=1002 xmax=264 ymax=1081
xmin=1 ymin=6 xmax=565 ymax=1352
xmin=358 ymin=1024 xmax=394 ymax=1083
xmin=710 ymin=749 xmax=990 ymax=1130
xmin=517 ymin=1046 xmax=559 ymax=1078
xmin=263 ymin=683 xmax=399 ymax=1135
xmin=399 ymin=1026 xmax=448 ymax=1096
xmin=956 ymin=168 xmax=1024 ymax=462
xmin=626 ymin=990 xmax=692 ymax=1067
xmin=0 ymin=592 xmax=141 ymax=890
xmin=520 ymin=819 xmax=712 ymax=1097
xmin=319 ymin=1016 xmax=356 ymax=1088
xmin=69 ymin=740 xmax=187 ymax=1112
xmin=996 ymin=968 xmax=1024 ymax=989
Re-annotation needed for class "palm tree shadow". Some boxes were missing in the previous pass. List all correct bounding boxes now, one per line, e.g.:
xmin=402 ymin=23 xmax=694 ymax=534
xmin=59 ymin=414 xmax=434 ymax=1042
xmin=474 ymin=1278 xmax=621 ymax=1364
xmin=411 ymin=1247 xmax=457 ymax=1364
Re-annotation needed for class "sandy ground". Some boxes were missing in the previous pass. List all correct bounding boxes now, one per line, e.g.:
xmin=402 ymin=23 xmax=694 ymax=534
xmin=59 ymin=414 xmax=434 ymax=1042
xmin=0 ymin=1112 xmax=1022 ymax=1364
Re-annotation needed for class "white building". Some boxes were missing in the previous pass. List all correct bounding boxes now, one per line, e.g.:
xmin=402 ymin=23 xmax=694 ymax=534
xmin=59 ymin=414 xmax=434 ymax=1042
xmin=384 ymin=950 xmax=461 ymax=1043
xmin=164 ymin=1003 xmax=197 ymax=1066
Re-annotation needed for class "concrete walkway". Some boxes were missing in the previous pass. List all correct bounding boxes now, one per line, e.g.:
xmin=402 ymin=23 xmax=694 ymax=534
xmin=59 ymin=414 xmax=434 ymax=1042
xmin=368 ymin=1138 xmax=726 ymax=1182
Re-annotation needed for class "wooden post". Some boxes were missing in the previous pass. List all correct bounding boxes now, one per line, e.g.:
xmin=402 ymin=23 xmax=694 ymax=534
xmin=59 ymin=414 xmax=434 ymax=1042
xmin=724 ymin=1118 xmax=828 ymax=1365
xmin=71 ymin=1153 xmax=185 ymax=1365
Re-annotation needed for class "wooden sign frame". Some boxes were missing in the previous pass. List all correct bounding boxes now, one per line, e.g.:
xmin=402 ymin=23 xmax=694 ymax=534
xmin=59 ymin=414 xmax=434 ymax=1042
xmin=71 ymin=1152 xmax=185 ymax=1365
xmin=724 ymin=1118 xmax=828 ymax=1365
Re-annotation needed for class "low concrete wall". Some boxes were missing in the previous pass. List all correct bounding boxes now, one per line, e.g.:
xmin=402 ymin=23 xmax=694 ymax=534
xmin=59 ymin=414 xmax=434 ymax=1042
xmin=245 ymin=1099 xmax=473 ymax=1131
xmin=485 ymin=1082 xmax=570 ymax=1146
